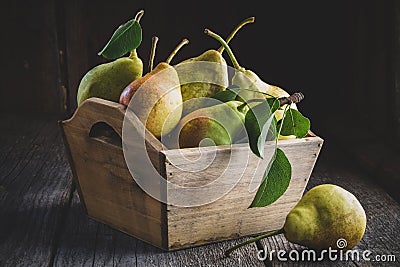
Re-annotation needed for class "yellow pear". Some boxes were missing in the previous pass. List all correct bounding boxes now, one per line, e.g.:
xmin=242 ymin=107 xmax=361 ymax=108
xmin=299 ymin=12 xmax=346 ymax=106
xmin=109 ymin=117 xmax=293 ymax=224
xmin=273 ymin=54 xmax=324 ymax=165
xmin=119 ymin=38 xmax=189 ymax=138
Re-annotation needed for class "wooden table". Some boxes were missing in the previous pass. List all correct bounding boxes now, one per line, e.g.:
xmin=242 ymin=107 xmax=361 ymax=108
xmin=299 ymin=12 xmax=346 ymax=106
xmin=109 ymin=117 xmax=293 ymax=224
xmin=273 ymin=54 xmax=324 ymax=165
xmin=1 ymin=115 xmax=399 ymax=266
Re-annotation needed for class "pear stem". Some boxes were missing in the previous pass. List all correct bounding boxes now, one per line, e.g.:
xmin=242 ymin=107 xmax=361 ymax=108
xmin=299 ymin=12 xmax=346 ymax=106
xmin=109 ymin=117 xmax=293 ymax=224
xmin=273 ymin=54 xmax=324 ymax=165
xmin=204 ymin=29 xmax=244 ymax=72
xmin=225 ymin=228 xmax=284 ymax=257
xmin=279 ymin=92 xmax=305 ymax=106
xmin=237 ymin=102 xmax=249 ymax=113
xmin=129 ymin=49 xmax=138 ymax=59
xmin=218 ymin=17 xmax=255 ymax=53
xmin=166 ymin=38 xmax=189 ymax=64
xmin=236 ymin=92 xmax=305 ymax=114
xmin=134 ymin=10 xmax=145 ymax=22
xmin=148 ymin=36 xmax=159 ymax=72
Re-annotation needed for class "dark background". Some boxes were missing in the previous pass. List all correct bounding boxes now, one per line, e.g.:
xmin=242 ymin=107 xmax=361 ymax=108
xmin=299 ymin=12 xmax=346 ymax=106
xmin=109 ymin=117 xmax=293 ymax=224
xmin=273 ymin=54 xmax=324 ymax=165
xmin=1 ymin=0 xmax=399 ymax=197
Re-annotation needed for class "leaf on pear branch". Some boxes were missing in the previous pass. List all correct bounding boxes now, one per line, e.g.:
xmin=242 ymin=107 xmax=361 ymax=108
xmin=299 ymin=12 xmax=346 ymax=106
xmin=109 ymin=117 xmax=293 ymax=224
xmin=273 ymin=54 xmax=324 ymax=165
xmin=244 ymin=99 xmax=279 ymax=158
xmin=98 ymin=18 xmax=142 ymax=59
xmin=212 ymin=87 xmax=241 ymax=102
xmin=250 ymin=148 xmax=291 ymax=207
xmin=266 ymin=117 xmax=277 ymax=141
xmin=277 ymin=108 xmax=310 ymax=138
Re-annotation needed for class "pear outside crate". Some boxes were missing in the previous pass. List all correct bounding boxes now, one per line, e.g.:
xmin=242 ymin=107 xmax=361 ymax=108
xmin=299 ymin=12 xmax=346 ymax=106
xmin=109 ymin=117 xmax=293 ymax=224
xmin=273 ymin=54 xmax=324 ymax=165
xmin=60 ymin=97 xmax=324 ymax=251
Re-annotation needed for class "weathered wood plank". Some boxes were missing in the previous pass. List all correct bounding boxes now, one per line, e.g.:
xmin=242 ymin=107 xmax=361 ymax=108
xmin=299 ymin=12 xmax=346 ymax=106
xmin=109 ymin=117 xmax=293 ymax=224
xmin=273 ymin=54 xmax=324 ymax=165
xmin=54 ymin=191 xmax=264 ymax=267
xmin=61 ymin=98 xmax=167 ymax=248
xmin=316 ymin=116 xmax=400 ymax=204
xmin=0 ymin=116 xmax=47 ymax=172
xmin=164 ymin=137 xmax=323 ymax=250
xmin=0 ymin=0 xmax=67 ymax=115
xmin=394 ymin=0 xmax=400 ymax=150
xmin=53 ymin=191 xmax=139 ymax=267
xmin=62 ymin=0 xmax=89 ymax=114
xmin=0 ymin=117 xmax=73 ymax=266
xmin=135 ymin=238 xmax=264 ymax=267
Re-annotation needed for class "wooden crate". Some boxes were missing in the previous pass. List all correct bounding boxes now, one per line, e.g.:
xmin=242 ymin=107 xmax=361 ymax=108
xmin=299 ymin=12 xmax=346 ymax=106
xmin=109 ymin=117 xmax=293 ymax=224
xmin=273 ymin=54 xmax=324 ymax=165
xmin=60 ymin=97 xmax=323 ymax=251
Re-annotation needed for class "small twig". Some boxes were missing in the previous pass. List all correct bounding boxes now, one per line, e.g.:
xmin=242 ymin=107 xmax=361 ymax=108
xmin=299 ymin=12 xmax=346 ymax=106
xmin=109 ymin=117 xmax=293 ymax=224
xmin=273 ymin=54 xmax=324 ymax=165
xmin=134 ymin=10 xmax=145 ymax=22
xmin=225 ymin=228 xmax=284 ymax=257
xmin=166 ymin=38 xmax=189 ymax=64
xmin=278 ymin=92 xmax=304 ymax=106
xmin=237 ymin=92 xmax=304 ymax=107
xmin=218 ymin=16 xmax=255 ymax=53
xmin=148 ymin=36 xmax=159 ymax=72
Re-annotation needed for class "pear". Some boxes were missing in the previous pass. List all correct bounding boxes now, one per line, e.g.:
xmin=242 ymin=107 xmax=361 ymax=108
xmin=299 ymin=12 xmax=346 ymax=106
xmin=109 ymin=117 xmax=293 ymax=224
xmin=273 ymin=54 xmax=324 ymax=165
xmin=77 ymin=11 xmax=145 ymax=105
xmin=164 ymin=101 xmax=248 ymax=149
xmin=283 ymin=184 xmax=367 ymax=250
xmin=119 ymin=38 xmax=189 ymax=138
xmin=225 ymin=184 xmax=367 ymax=256
xmin=77 ymin=51 xmax=143 ymax=105
xmin=176 ymin=17 xmax=254 ymax=115
xmin=204 ymin=29 xmax=297 ymax=124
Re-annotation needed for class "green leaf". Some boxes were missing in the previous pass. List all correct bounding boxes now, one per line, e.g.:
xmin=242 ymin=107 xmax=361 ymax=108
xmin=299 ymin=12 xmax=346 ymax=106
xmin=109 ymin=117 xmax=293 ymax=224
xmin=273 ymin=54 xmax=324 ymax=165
xmin=212 ymin=87 xmax=241 ymax=102
xmin=250 ymin=148 xmax=292 ymax=207
xmin=244 ymin=99 xmax=279 ymax=158
xmin=266 ymin=98 xmax=280 ymax=113
xmin=278 ymin=108 xmax=310 ymax=138
xmin=98 ymin=19 xmax=142 ymax=59
xmin=266 ymin=117 xmax=277 ymax=141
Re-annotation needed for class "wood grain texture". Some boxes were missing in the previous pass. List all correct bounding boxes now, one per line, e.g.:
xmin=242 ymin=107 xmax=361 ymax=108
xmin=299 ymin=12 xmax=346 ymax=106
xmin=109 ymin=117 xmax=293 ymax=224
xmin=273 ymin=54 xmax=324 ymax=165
xmin=316 ymin=115 xmax=400 ymax=204
xmin=0 ymin=0 xmax=66 ymax=115
xmin=62 ymin=0 xmax=89 ymax=114
xmin=61 ymin=98 xmax=166 ymax=248
xmin=53 ymin=191 xmax=140 ymax=266
xmin=54 ymin=192 xmax=264 ymax=267
xmin=0 ymin=115 xmax=73 ymax=266
xmin=394 ymin=0 xmax=400 ymax=148
xmin=164 ymin=137 xmax=323 ymax=250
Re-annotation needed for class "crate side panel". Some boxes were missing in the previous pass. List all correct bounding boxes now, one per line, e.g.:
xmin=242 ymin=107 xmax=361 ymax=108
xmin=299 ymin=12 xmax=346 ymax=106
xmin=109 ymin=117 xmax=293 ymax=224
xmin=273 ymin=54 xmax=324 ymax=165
xmin=165 ymin=137 xmax=323 ymax=249
xmin=63 ymin=123 xmax=164 ymax=248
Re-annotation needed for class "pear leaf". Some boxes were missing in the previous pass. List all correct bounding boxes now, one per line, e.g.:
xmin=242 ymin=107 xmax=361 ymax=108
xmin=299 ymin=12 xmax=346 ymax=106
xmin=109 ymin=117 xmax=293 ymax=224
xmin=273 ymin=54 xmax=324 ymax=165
xmin=266 ymin=98 xmax=280 ymax=113
xmin=98 ymin=18 xmax=142 ymax=59
xmin=278 ymin=108 xmax=310 ymax=138
xmin=245 ymin=99 xmax=279 ymax=158
xmin=212 ymin=87 xmax=240 ymax=102
xmin=266 ymin=117 xmax=277 ymax=141
xmin=250 ymin=148 xmax=292 ymax=207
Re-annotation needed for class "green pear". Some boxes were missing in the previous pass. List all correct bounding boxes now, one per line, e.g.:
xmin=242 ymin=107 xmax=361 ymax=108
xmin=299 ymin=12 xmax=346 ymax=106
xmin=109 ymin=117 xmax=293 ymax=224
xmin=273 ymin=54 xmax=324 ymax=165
xmin=77 ymin=50 xmax=143 ymax=105
xmin=77 ymin=10 xmax=145 ymax=106
xmin=225 ymin=184 xmax=367 ymax=256
xmin=283 ymin=184 xmax=367 ymax=250
xmin=177 ymin=17 xmax=254 ymax=115
xmin=178 ymin=50 xmax=228 ymax=102
xmin=170 ymin=100 xmax=248 ymax=149
xmin=120 ymin=38 xmax=189 ymax=138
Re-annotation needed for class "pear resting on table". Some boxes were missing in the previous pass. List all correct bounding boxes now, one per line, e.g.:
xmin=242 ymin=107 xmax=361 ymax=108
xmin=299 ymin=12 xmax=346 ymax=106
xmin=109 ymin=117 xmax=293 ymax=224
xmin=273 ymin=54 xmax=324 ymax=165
xmin=225 ymin=184 xmax=367 ymax=256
